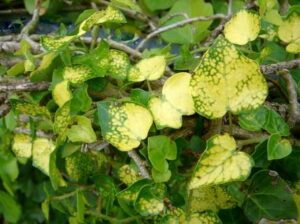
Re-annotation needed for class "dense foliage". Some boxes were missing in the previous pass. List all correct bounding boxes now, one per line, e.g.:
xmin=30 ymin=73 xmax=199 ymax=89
xmin=0 ymin=0 xmax=300 ymax=223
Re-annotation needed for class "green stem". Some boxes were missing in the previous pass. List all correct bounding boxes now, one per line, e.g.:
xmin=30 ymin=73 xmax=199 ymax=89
xmin=146 ymin=80 xmax=152 ymax=92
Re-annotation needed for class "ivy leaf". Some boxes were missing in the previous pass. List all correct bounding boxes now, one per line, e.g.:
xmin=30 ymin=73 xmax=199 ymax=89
xmin=134 ymin=185 xmax=165 ymax=216
xmin=97 ymin=101 xmax=153 ymax=151
xmin=267 ymin=134 xmax=292 ymax=160
xmin=54 ymin=101 xmax=72 ymax=143
xmin=107 ymin=50 xmax=131 ymax=80
xmin=63 ymin=65 xmax=97 ymax=85
xmin=118 ymin=165 xmax=141 ymax=186
xmin=243 ymin=170 xmax=298 ymax=222
xmin=130 ymin=88 xmax=151 ymax=107
xmin=186 ymin=211 xmax=222 ymax=224
xmin=128 ymin=56 xmax=166 ymax=82
xmin=148 ymin=96 xmax=182 ymax=129
xmin=151 ymin=168 xmax=172 ymax=183
xmin=0 ymin=190 xmax=21 ymax=223
xmin=11 ymin=100 xmax=51 ymax=119
xmin=41 ymin=35 xmax=75 ymax=52
xmin=12 ymin=134 xmax=32 ymax=159
xmin=224 ymin=10 xmax=260 ymax=45
xmin=32 ymin=138 xmax=56 ymax=175
xmin=70 ymin=84 xmax=92 ymax=115
xmin=189 ymin=134 xmax=253 ymax=189
xmin=162 ymin=72 xmax=195 ymax=115
xmin=277 ymin=12 xmax=300 ymax=53
xmin=52 ymin=80 xmax=72 ymax=107
xmin=67 ymin=116 xmax=97 ymax=143
xmin=30 ymin=52 xmax=58 ymax=81
xmin=160 ymin=0 xmax=213 ymax=44
xmin=190 ymin=36 xmax=268 ymax=119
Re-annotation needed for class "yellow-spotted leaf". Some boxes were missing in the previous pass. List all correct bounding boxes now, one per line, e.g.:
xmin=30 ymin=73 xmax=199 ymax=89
xmin=189 ymin=134 xmax=253 ymax=189
xmin=97 ymin=101 xmax=153 ymax=151
xmin=162 ymin=72 xmax=195 ymax=115
xmin=41 ymin=35 xmax=75 ymax=52
xmin=32 ymin=138 xmax=56 ymax=175
xmin=54 ymin=102 xmax=72 ymax=143
xmin=12 ymin=100 xmax=51 ymax=119
xmin=79 ymin=6 xmax=126 ymax=34
xmin=12 ymin=134 xmax=32 ymax=159
xmin=148 ymin=96 xmax=182 ymax=129
xmin=63 ymin=65 xmax=95 ymax=85
xmin=186 ymin=211 xmax=222 ymax=224
xmin=107 ymin=50 xmax=131 ymax=80
xmin=118 ymin=164 xmax=141 ymax=185
xmin=128 ymin=56 xmax=166 ymax=82
xmin=190 ymin=185 xmax=237 ymax=212
xmin=52 ymin=80 xmax=72 ymax=107
xmin=224 ymin=10 xmax=260 ymax=45
xmin=190 ymin=36 xmax=268 ymax=119
xmin=278 ymin=13 xmax=300 ymax=43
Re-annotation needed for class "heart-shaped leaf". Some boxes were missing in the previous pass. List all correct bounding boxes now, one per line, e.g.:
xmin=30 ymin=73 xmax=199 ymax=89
xmin=128 ymin=56 xmax=166 ymax=82
xmin=52 ymin=80 xmax=72 ymax=107
xmin=97 ymin=101 xmax=153 ymax=151
xmin=224 ymin=10 xmax=260 ymax=45
xmin=190 ymin=36 xmax=268 ymax=119
xmin=267 ymin=134 xmax=292 ymax=160
xmin=189 ymin=134 xmax=253 ymax=189
xmin=67 ymin=116 xmax=97 ymax=143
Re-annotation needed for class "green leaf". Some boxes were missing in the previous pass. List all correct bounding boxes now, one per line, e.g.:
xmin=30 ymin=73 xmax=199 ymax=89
xmin=160 ymin=0 xmax=213 ymax=44
xmin=70 ymin=84 xmax=92 ymax=115
xmin=224 ymin=10 xmax=260 ymax=45
xmin=148 ymin=135 xmax=177 ymax=172
xmin=143 ymin=0 xmax=177 ymax=11
xmin=189 ymin=134 xmax=253 ymax=189
xmin=6 ymin=61 xmax=25 ymax=76
xmin=75 ymin=9 xmax=97 ymax=25
xmin=97 ymin=101 xmax=153 ymax=151
xmin=238 ymin=106 xmax=268 ymax=131
xmin=76 ymin=191 xmax=85 ymax=223
xmin=49 ymin=151 xmax=67 ymax=190
xmin=243 ymin=170 xmax=298 ymax=222
xmin=191 ymin=36 xmax=268 ymax=119
xmin=30 ymin=52 xmax=58 ymax=81
xmin=0 ymin=152 xmax=19 ymax=182
xmin=41 ymin=200 xmax=49 ymax=220
xmin=264 ymin=109 xmax=290 ymax=136
xmin=0 ymin=190 xmax=21 ymax=223
xmin=267 ymin=134 xmax=292 ymax=160
xmin=251 ymin=139 xmax=270 ymax=168
xmin=151 ymin=168 xmax=172 ymax=183
xmin=130 ymin=88 xmax=151 ymax=107
xmin=67 ymin=116 xmax=97 ymax=143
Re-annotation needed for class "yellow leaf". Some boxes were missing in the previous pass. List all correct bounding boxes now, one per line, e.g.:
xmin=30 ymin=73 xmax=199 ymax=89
xmin=32 ymin=138 xmax=56 ymax=175
xmin=278 ymin=13 xmax=300 ymax=43
xmin=128 ymin=56 xmax=166 ymax=82
xmin=189 ymin=134 xmax=253 ymax=189
xmin=107 ymin=50 xmax=131 ymax=80
xmin=148 ymin=96 xmax=182 ymax=129
xmin=286 ymin=39 xmax=300 ymax=53
xmin=98 ymin=102 xmax=153 ymax=151
xmin=190 ymin=36 xmax=268 ymax=119
xmin=162 ymin=72 xmax=195 ymax=115
xmin=224 ymin=10 xmax=260 ymax=45
xmin=52 ymin=80 xmax=72 ymax=107
xmin=12 ymin=134 xmax=32 ymax=159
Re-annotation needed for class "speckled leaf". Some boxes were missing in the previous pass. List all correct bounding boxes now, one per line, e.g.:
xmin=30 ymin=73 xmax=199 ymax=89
xmin=186 ymin=211 xmax=222 ymax=224
xmin=128 ymin=56 xmax=166 ymax=82
xmin=41 ymin=35 xmax=75 ymax=52
xmin=12 ymin=134 xmax=32 ymax=159
xmin=52 ymin=80 xmax=72 ymax=107
xmin=190 ymin=36 xmax=268 ymax=119
xmin=67 ymin=116 xmax=97 ymax=143
xmin=32 ymin=138 xmax=56 ymax=175
xmin=224 ymin=10 xmax=260 ymax=45
xmin=118 ymin=164 xmax=141 ymax=185
xmin=63 ymin=65 xmax=96 ymax=85
xmin=54 ymin=101 xmax=72 ymax=143
xmin=107 ymin=50 xmax=131 ymax=80
xmin=134 ymin=185 xmax=165 ymax=216
xmin=97 ymin=101 xmax=153 ymax=151
xmin=190 ymin=185 xmax=237 ymax=212
xmin=11 ymin=100 xmax=51 ymax=119
xmin=79 ymin=6 xmax=126 ymax=34
xmin=162 ymin=72 xmax=195 ymax=115
xmin=189 ymin=134 xmax=253 ymax=189
xmin=148 ymin=96 xmax=182 ymax=129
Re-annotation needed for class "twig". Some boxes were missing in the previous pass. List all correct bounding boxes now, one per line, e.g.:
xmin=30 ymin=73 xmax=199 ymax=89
xmin=127 ymin=150 xmax=151 ymax=179
xmin=237 ymin=136 xmax=268 ymax=148
xmin=260 ymin=59 xmax=300 ymax=75
xmin=281 ymin=70 xmax=300 ymax=126
xmin=21 ymin=0 xmax=41 ymax=35
xmin=0 ymin=81 xmax=50 ymax=92
xmin=227 ymin=0 xmax=233 ymax=16
xmin=222 ymin=125 xmax=269 ymax=139
xmin=136 ymin=14 xmax=227 ymax=51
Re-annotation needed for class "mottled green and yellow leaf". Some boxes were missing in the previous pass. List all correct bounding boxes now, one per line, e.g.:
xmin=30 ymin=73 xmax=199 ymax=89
xmin=52 ymin=80 xmax=72 ymax=107
xmin=12 ymin=134 xmax=32 ymax=159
